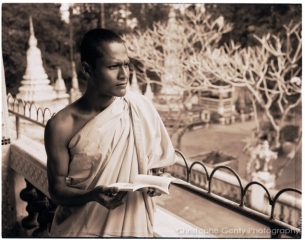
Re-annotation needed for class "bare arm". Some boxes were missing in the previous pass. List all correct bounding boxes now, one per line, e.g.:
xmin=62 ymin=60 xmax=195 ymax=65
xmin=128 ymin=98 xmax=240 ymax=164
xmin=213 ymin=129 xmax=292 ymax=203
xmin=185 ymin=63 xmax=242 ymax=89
xmin=44 ymin=115 xmax=127 ymax=209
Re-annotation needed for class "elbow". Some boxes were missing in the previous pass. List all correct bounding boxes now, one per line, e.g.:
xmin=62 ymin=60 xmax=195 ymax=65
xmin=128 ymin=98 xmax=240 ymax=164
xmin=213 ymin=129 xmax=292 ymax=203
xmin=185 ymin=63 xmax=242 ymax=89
xmin=48 ymin=187 xmax=64 ymax=206
xmin=48 ymin=192 xmax=60 ymax=206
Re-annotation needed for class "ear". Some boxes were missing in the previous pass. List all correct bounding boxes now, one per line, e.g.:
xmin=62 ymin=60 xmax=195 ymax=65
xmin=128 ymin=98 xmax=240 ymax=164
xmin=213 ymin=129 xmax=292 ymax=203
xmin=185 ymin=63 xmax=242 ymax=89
xmin=81 ymin=62 xmax=91 ymax=77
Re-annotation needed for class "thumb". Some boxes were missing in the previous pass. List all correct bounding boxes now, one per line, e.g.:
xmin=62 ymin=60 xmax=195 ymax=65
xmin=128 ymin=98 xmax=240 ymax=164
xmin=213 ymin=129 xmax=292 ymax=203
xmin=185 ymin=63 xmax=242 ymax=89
xmin=97 ymin=185 xmax=119 ymax=194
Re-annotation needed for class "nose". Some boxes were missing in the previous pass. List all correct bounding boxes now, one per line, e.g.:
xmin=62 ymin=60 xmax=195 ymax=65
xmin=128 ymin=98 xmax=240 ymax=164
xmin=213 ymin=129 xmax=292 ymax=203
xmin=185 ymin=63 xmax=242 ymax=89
xmin=119 ymin=65 xmax=129 ymax=79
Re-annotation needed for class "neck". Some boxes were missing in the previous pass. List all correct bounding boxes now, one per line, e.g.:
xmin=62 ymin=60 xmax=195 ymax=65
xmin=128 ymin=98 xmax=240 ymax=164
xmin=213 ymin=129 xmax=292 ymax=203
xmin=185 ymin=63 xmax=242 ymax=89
xmin=81 ymin=90 xmax=116 ymax=113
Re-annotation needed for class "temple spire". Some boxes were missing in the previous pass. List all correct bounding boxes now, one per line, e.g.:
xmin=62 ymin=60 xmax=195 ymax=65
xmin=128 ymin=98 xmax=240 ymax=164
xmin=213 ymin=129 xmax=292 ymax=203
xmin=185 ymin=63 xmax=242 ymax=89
xmin=28 ymin=16 xmax=38 ymax=48
xmin=16 ymin=16 xmax=57 ymax=102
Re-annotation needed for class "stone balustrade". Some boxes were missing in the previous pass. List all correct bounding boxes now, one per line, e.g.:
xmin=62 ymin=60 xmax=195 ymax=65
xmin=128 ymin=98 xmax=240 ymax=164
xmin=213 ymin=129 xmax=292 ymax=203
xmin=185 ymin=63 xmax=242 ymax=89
xmin=6 ymin=134 xmax=301 ymax=238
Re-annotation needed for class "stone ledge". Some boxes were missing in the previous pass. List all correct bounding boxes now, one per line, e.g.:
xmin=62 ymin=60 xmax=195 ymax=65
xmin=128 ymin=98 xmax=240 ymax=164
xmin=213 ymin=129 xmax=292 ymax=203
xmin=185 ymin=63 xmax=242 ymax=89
xmin=154 ymin=206 xmax=214 ymax=238
xmin=10 ymin=135 xmax=49 ymax=198
xmin=9 ymin=136 xmax=207 ymax=237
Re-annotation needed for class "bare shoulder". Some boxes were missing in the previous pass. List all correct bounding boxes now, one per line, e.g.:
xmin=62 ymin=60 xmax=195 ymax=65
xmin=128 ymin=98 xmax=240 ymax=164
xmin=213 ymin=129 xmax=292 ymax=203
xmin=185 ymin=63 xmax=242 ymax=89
xmin=45 ymin=105 xmax=76 ymax=146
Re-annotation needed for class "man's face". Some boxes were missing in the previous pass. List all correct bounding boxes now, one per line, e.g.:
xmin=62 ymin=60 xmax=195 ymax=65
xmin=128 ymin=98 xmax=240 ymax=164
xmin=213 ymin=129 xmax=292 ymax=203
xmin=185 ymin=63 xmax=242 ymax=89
xmin=89 ymin=42 xmax=130 ymax=97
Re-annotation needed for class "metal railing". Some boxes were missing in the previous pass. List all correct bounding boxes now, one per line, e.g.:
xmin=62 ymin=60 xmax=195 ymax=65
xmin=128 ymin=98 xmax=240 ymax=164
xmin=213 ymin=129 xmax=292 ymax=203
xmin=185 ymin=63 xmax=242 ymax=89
xmin=170 ymin=150 xmax=301 ymax=238
xmin=7 ymin=94 xmax=53 ymax=138
xmin=6 ymin=95 xmax=302 ymax=238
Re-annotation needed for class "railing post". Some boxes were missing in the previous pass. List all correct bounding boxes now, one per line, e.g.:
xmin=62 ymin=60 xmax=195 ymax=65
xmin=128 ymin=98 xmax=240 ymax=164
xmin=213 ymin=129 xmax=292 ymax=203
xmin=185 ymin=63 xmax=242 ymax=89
xmin=43 ymin=199 xmax=57 ymax=234
xmin=1 ymin=57 xmax=17 ymax=236
xmin=16 ymin=115 xmax=20 ymax=139
xmin=32 ymin=190 xmax=53 ymax=237
xmin=19 ymin=180 xmax=39 ymax=230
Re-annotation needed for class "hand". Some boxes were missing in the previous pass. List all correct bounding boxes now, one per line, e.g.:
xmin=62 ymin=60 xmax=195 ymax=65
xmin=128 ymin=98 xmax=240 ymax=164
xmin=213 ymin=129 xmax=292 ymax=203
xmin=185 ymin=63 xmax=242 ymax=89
xmin=158 ymin=172 xmax=172 ymax=178
xmin=146 ymin=187 xmax=162 ymax=197
xmin=152 ymin=168 xmax=172 ymax=177
xmin=91 ymin=186 xmax=127 ymax=210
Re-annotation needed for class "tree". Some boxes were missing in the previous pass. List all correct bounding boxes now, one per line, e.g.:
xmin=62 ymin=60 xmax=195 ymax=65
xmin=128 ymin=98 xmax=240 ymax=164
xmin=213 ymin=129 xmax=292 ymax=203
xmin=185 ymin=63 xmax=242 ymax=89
xmin=200 ymin=21 xmax=301 ymax=151
xmin=124 ymin=5 xmax=233 ymax=148
xmin=2 ymin=3 xmax=70 ymax=95
xmin=125 ymin=5 xmax=232 ymax=87
xmin=205 ymin=4 xmax=302 ymax=48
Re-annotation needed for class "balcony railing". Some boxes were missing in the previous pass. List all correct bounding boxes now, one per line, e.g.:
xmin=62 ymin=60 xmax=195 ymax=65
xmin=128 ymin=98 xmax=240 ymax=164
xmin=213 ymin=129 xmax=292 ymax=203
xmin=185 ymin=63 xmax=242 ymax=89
xmin=3 ymin=95 xmax=302 ymax=238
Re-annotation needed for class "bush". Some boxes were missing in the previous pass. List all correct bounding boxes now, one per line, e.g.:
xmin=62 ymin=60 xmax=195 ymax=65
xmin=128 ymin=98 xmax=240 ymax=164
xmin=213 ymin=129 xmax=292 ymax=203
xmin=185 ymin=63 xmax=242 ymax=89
xmin=210 ymin=111 xmax=222 ymax=123
xmin=280 ymin=125 xmax=300 ymax=143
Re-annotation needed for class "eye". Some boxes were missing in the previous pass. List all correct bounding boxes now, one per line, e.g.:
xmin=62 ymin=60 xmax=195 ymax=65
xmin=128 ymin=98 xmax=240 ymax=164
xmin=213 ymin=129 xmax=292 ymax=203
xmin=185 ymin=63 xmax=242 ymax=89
xmin=109 ymin=65 xmax=119 ymax=69
xmin=124 ymin=62 xmax=130 ymax=68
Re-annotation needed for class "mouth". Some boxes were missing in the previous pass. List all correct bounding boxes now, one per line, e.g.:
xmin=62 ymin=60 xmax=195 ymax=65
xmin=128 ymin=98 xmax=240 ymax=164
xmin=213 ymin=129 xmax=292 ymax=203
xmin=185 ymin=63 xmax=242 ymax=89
xmin=116 ymin=83 xmax=127 ymax=86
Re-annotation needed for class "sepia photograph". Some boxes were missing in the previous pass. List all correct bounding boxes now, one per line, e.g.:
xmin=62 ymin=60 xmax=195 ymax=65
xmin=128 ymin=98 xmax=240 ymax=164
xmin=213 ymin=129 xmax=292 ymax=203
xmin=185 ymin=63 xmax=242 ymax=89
xmin=1 ymin=2 xmax=302 ymax=238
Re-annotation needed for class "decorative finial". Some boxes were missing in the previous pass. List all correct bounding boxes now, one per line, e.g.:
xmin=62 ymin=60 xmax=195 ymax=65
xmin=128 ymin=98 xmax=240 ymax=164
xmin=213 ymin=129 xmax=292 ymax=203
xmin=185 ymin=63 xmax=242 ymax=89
xmin=29 ymin=16 xmax=34 ymax=36
xmin=28 ymin=16 xmax=37 ymax=47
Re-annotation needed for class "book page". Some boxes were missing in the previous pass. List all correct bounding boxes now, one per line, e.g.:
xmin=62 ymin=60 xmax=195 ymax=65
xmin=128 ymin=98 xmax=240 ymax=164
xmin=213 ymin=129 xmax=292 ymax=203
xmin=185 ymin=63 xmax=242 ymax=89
xmin=108 ymin=175 xmax=190 ymax=194
xmin=134 ymin=175 xmax=174 ymax=191
xmin=134 ymin=174 xmax=190 ymax=187
xmin=170 ymin=178 xmax=190 ymax=185
xmin=108 ymin=182 xmax=150 ymax=192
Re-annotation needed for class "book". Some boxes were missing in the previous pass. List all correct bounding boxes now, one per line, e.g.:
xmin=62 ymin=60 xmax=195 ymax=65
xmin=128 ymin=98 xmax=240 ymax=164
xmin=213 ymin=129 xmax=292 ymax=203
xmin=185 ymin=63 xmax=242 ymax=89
xmin=108 ymin=174 xmax=190 ymax=195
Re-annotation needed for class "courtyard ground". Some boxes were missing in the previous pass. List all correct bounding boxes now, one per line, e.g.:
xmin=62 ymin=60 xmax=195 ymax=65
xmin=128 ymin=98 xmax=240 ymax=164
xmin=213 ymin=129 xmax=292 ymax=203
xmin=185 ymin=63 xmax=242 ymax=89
xmin=176 ymin=120 xmax=302 ymax=190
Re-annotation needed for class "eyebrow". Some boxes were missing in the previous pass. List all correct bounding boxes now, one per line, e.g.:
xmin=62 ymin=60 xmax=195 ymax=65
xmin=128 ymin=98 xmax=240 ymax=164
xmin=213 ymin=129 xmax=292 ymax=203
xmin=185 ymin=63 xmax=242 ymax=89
xmin=109 ymin=58 xmax=130 ymax=64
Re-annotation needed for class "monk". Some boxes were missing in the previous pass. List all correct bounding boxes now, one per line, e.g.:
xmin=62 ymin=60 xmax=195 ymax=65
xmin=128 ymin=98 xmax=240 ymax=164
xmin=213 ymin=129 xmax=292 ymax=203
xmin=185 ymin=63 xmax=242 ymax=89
xmin=44 ymin=28 xmax=177 ymax=237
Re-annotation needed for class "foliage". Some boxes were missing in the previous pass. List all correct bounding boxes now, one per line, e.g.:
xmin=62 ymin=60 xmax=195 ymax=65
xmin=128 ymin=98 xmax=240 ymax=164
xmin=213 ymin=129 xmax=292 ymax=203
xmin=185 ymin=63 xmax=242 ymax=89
xmin=3 ymin=3 xmax=300 ymax=99
xmin=2 ymin=3 xmax=70 ymax=95
xmin=210 ymin=112 xmax=222 ymax=123
xmin=2 ymin=3 xmax=171 ymax=95
xmin=280 ymin=125 xmax=300 ymax=143
xmin=205 ymin=4 xmax=302 ymax=48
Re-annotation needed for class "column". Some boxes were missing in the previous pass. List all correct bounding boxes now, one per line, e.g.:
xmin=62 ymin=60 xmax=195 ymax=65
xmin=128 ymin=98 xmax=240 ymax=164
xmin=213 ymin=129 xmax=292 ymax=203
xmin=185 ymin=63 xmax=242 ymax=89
xmin=2 ymin=59 xmax=19 ymax=236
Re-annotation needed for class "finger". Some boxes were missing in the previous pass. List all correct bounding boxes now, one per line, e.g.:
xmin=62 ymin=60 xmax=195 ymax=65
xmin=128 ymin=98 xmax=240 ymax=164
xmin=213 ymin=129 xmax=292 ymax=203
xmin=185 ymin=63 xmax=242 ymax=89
xmin=96 ymin=186 xmax=119 ymax=195
xmin=147 ymin=192 xmax=154 ymax=197
xmin=147 ymin=188 xmax=154 ymax=194
xmin=147 ymin=188 xmax=156 ymax=197
xmin=159 ymin=172 xmax=172 ymax=178
xmin=105 ymin=192 xmax=117 ymax=197
xmin=104 ymin=193 xmax=127 ymax=209
xmin=102 ymin=186 xmax=119 ymax=194
xmin=154 ymin=189 xmax=162 ymax=196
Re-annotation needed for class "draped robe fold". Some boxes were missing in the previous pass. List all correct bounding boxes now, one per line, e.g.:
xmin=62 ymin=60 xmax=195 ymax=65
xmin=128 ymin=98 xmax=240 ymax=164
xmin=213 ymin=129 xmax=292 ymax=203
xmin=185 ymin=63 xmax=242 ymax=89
xmin=49 ymin=91 xmax=177 ymax=237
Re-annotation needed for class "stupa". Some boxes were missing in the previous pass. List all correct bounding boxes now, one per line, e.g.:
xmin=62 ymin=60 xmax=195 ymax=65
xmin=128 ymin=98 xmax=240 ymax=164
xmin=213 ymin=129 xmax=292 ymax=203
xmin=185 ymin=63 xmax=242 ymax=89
xmin=16 ymin=16 xmax=57 ymax=102
xmin=69 ymin=61 xmax=82 ymax=102
xmin=157 ymin=7 xmax=184 ymax=107
xmin=130 ymin=70 xmax=141 ymax=94
xmin=144 ymin=81 xmax=154 ymax=101
xmin=54 ymin=67 xmax=69 ymax=101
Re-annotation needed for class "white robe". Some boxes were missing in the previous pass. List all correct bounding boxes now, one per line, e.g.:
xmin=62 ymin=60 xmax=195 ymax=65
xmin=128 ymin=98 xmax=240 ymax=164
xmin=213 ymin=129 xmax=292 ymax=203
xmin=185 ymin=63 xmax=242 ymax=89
xmin=49 ymin=91 xmax=177 ymax=237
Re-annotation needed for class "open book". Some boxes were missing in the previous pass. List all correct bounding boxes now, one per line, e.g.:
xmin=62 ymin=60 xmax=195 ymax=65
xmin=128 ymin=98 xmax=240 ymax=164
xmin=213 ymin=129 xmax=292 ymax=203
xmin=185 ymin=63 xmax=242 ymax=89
xmin=108 ymin=174 xmax=190 ymax=195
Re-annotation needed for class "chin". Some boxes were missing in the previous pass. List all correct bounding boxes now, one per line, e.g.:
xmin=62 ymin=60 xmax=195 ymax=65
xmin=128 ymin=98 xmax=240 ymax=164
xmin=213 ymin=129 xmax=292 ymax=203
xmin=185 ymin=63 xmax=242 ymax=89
xmin=116 ymin=89 xmax=127 ymax=97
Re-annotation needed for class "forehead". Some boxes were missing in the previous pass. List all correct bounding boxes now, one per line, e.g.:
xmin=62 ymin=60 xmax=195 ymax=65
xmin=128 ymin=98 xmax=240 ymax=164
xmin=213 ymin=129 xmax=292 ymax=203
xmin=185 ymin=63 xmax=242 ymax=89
xmin=97 ymin=42 xmax=128 ymax=62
